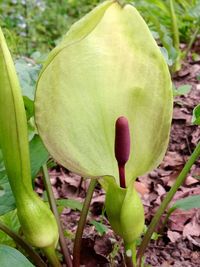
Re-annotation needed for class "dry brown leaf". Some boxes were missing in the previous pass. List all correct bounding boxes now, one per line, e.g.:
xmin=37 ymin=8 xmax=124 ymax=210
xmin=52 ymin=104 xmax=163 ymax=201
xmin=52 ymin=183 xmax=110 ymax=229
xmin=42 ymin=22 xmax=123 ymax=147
xmin=183 ymin=212 xmax=200 ymax=238
xmin=135 ymin=181 xmax=149 ymax=196
xmin=184 ymin=175 xmax=199 ymax=186
xmin=167 ymin=230 xmax=181 ymax=243
xmin=161 ymin=151 xmax=184 ymax=169
xmin=169 ymin=209 xmax=196 ymax=232
xmin=173 ymin=107 xmax=191 ymax=123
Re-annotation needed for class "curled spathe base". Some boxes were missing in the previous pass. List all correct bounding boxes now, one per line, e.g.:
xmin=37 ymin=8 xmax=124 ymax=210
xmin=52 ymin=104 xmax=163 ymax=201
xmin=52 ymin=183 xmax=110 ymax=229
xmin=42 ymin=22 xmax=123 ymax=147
xmin=105 ymin=178 xmax=144 ymax=244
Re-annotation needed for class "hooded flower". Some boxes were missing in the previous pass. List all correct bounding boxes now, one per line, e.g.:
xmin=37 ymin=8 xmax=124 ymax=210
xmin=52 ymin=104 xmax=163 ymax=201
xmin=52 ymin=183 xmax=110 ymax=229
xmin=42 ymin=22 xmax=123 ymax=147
xmin=35 ymin=0 xmax=173 ymax=186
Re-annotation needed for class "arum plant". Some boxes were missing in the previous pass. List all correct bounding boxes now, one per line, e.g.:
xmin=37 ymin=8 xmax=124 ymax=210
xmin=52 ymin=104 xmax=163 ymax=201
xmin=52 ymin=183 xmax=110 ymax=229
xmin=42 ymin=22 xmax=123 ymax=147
xmin=35 ymin=0 xmax=173 ymax=265
xmin=105 ymin=117 xmax=144 ymax=265
xmin=0 ymin=28 xmax=60 ymax=266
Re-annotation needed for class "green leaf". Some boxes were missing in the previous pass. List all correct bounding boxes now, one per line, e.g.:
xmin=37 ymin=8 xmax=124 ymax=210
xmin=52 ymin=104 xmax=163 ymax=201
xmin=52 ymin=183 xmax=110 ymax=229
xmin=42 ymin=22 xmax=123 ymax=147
xmin=192 ymin=104 xmax=200 ymax=125
xmin=0 ymin=170 xmax=15 ymax=216
xmin=160 ymin=47 xmax=173 ymax=66
xmin=35 ymin=1 xmax=173 ymax=185
xmin=0 ymin=245 xmax=34 ymax=267
xmin=90 ymin=220 xmax=108 ymax=235
xmin=0 ymin=210 xmax=20 ymax=246
xmin=171 ymin=195 xmax=200 ymax=211
xmin=173 ymin=84 xmax=192 ymax=96
xmin=56 ymin=199 xmax=83 ymax=211
xmin=15 ymin=58 xmax=41 ymax=101
xmin=23 ymin=96 xmax=34 ymax=120
xmin=29 ymin=135 xmax=49 ymax=179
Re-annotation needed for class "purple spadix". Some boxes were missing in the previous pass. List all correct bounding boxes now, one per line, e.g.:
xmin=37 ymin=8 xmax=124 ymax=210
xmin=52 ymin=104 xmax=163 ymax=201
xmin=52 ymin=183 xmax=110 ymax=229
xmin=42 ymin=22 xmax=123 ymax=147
xmin=115 ymin=116 xmax=131 ymax=188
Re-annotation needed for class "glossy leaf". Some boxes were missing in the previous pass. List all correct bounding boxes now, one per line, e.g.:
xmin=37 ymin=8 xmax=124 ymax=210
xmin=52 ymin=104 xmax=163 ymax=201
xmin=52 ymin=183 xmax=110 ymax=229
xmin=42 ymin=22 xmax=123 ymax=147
xmin=35 ymin=1 xmax=173 ymax=185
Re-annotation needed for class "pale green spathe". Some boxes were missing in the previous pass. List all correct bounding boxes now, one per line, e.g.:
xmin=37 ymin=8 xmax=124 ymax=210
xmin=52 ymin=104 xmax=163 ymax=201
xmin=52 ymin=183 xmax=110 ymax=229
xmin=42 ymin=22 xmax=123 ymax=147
xmin=35 ymin=1 xmax=173 ymax=185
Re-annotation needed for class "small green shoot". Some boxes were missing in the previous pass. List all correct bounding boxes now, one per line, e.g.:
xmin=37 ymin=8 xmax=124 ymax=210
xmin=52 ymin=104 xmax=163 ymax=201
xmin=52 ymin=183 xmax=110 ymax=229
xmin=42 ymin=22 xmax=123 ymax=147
xmin=90 ymin=220 xmax=108 ymax=236
xmin=56 ymin=199 xmax=83 ymax=211
xmin=192 ymin=104 xmax=200 ymax=125
xmin=173 ymin=84 xmax=192 ymax=97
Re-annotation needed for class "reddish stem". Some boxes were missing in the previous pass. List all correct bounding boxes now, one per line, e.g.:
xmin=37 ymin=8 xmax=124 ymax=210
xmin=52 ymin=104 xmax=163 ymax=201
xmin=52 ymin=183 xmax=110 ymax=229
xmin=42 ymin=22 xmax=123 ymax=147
xmin=118 ymin=164 xmax=126 ymax=188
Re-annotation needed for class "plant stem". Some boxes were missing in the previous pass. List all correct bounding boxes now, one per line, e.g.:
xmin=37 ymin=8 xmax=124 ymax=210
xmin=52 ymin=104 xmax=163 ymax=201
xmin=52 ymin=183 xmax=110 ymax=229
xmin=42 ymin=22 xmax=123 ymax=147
xmin=137 ymin=141 xmax=200 ymax=266
xmin=125 ymin=253 xmax=134 ymax=267
xmin=43 ymin=246 xmax=62 ymax=267
xmin=42 ymin=164 xmax=72 ymax=267
xmin=184 ymin=22 xmax=200 ymax=59
xmin=73 ymin=178 xmax=97 ymax=267
xmin=0 ymin=220 xmax=46 ymax=267
xmin=125 ymin=242 xmax=136 ymax=267
xmin=119 ymin=164 xmax=126 ymax=188
xmin=169 ymin=0 xmax=181 ymax=72
xmin=159 ymin=207 xmax=176 ymax=235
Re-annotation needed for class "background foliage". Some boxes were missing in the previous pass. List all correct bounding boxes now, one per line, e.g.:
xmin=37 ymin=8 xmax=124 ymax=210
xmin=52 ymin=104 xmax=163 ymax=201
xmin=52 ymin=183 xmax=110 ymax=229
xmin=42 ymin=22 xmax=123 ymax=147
xmin=1 ymin=0 xmax=200 ymax=60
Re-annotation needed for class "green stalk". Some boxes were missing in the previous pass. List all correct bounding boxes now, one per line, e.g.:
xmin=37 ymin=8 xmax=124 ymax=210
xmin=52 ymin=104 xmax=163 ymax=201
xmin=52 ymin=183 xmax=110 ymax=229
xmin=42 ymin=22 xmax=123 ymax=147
xmin=125 ymin=253 xmax=134 ymax=267
xmin=159 ymin=207 xmax=176 ymax=235
xmin=125 ymin=242 xmax=136 ymax=267
xmin=42 ymin=164 xmax=72 ymax=267
xmin=0 ymin=220 xmax=46 ymax=267
xmin=137 ymin=141 xmax=200 ymax=266
xmin=169 ymin=0 xmax=181 ymax=72
xmin=184 ymin=20 xmax=200 ymax=59
xmin=43 ymin=246 xmax=61 ymax=267
xmin=73 ymin=178 xmax=97 ymax=267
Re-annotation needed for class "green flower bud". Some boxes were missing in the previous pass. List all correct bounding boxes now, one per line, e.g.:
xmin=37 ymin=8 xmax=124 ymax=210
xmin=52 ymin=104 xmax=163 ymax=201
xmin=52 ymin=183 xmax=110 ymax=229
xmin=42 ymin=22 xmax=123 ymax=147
xmin=105 ymin=179 xmax=144 ymax=244
xmin=0 ymin=28 xmax=58 ymax=249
